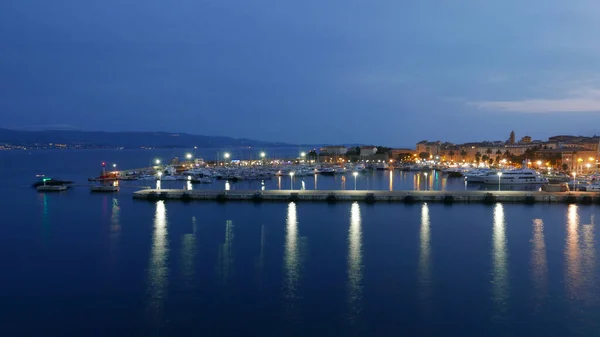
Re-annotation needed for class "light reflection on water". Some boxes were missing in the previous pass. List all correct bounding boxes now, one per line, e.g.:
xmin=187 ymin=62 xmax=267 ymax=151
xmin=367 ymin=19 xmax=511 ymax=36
xmin=419 ymin=203 xmax=431 ymax=302
xmin=565 ymin=205 xmax=581 ymax=300
xmin=109 ymin=198 xmax=121 ymax=265
xmin=565 ymin=205 xmax=598 ymax=307
xmin=347 ymin=202 xmax=363 ymax=321
xmin=181 ymin=216 xmax=197 ymax=290
xmin=491 ymin=203 xmax=508 ymax=315
xmin=531 ymin=218 xmax=548 ymax=305
xmin=146 ymin=200 xmax=169 ymax=323
xmin=217 ymin=220 xmax=234 ymax=285
xmin=283 ymin=202 xmax=300 ymax=301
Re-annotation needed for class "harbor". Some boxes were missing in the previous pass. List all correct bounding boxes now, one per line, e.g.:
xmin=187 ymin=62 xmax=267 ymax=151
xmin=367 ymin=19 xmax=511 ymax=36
xmin=133 ymin=188 xmax=600 ymax=204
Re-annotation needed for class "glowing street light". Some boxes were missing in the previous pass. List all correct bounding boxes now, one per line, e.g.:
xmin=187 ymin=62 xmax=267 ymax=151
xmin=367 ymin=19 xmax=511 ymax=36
xmin=300 ymin=152 xmax=306 ymax=158
xmin=224 ymin=152 xmax=230 ymax=159
xmin=289 ymin=171 xmax=295 ymax=190
xmin=497 ymin=172 xmax=503 ymax=191
xmin=113 ymin=164 xmax=117 ymax=168
xmin=260 ymin=152 xmax=266 ymax=158
xmin=155 ymin=159 xmax=161 ymax=165
xmin=186 ymin=153 xmax=193 ymax=160
xmin=157 ymin=171 xmax=163 ymax=179
xmin=353 ymin=171 xmax=358 ymax=190
xmin=424 ymin=172 xmax=428 ymax=191
xmin=536 ymin=160 xmax=542 ymax=167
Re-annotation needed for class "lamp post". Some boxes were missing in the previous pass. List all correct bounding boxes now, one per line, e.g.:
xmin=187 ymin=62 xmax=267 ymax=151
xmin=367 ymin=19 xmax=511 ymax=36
xmin=497 ymin=172 xmax=503 ymax=191
xmin=113 ymin=164 xmax=117 ymax=168
xmin=300 ymin=152 xmax=306 ymax=162
xmin=186 ymin=153 xmax=193 ymax=160
xmin=157 ymin=171 xmax=162 ymax=180
xmin=155 ymin=159 xmax=161 ymax=165
xmin=224 ymin=152 xmax=230 ymax=166
xmin=353 ymin=171 xmax=358 ymax=190
xmin=289 ymin=172 xmax=295 ymax=190
xmin=424 ymin=172 xmax=428 ymax=191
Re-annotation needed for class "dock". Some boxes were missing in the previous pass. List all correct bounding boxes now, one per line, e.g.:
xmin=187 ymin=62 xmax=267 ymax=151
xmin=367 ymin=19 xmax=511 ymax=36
xmin=133 ymin=189 xmax=600 ymax=204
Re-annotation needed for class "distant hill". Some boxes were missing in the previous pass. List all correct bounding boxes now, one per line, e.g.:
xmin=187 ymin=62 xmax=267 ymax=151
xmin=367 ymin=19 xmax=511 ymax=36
xmin=0 ymin=129 xmax=297 ymax=149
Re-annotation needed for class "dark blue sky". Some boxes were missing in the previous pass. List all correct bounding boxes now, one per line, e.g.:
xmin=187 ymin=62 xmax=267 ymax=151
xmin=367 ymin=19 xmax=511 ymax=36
xmin=2 ymin=0 xmax=600 ymax=146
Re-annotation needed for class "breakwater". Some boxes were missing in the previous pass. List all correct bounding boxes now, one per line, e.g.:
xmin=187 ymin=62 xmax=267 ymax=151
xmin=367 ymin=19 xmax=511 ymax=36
xmin=133 ymin=189 xmax=600 ymax=204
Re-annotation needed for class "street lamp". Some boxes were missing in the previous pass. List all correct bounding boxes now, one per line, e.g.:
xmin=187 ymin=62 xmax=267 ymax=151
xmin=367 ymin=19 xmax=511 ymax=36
xmin=586 ymin=163 xmax=591 ymax=172
xmin=497 ymin=172 xmax=503 ymax=191
xmin=155 ymin=159 xmax=161 ymax=165
xmin=353 ymin=171 xmax=358 ymax=190
xmin=113 ymin=164 xmax=117 ymax=168
xmin=224 ymin=152 xmax=230 ymax=159
xmin=260 ymin=152 xmax=266 ymax=158
xmin=186 ymin=153 xmax=192 ymax=160
xmin=424 ymin=172 xmax=428 ymax=191
xmin=289 ymin=172 xmax=295 ymax=190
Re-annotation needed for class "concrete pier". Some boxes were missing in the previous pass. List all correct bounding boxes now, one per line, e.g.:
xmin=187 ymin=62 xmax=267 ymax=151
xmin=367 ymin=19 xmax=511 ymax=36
xmin=133 ymin=189 xmax=600 ymax=204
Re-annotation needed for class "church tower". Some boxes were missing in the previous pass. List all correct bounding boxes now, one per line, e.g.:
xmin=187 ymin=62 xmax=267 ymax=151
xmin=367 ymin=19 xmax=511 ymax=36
xmin=508 ymin=130 xmax=515 ymax=145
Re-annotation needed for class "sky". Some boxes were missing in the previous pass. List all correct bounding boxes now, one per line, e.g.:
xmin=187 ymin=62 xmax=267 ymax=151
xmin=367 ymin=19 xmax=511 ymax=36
xmin=1 ymin=0 xmax=600 ymax=147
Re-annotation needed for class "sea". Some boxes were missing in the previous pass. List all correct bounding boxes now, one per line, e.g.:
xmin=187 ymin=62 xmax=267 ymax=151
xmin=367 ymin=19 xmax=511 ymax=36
xmin=1 ymin=148 xmax=600 ymax=337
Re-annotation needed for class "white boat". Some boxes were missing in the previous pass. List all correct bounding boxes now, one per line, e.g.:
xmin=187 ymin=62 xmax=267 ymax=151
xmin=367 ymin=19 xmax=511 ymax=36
xmin=90 ymin=185 xmax=120 ymax=192
xmin=37 ymin=185 xmax=67 ymax=191
xmin=482 ymin=169 xmax=548 ymax=184
xmin=465 ymin=169 xmax=497 ymax=183
xmin=161 ymin=175 xmax=177 ymax=181
xmin=334 ymin=167 xmax=347 ymax=174
xmin=586 ymin=183 xmax=600 ymax=192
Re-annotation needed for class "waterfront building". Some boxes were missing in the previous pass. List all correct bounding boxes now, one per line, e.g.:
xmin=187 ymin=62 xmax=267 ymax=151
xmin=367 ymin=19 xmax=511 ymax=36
xmin=416 ymin=141 xmax=441 ymax=156
xmin=519 ymin=136 xmax=532 ymax=144
xmin=359 ymin=146 xmax=378 ymax=157
xmin=320 ymin=146 xmax=348 ymax=155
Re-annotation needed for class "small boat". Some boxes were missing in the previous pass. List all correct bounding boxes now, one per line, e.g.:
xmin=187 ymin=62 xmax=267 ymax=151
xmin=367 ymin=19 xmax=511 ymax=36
xmin=90 ymin=185 xmax=120 ymax=192
xmin=586 ymin=183 xmax=600 ymax=192
xmin=320 ymin=167 xmax=335 ymax=175
xmin=32 ymin=178 xmax=73 ymax=188
xmin=37 ymin=185 xmax=67 ymax=192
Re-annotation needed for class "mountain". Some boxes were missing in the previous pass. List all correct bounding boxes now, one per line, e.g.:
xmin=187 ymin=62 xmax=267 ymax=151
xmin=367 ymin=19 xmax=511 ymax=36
xmin=0 ymin=129 xmax=297 ymax=149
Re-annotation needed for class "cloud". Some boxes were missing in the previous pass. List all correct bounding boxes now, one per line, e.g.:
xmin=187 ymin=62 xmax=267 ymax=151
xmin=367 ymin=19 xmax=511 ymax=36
xmin=469 ymin=88 xmax=600 ymax=113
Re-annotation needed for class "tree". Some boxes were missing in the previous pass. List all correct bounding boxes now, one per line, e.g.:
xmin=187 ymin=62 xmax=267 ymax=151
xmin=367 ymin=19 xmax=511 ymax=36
xmin=460 ymin=149 xmax=467 ymax=161
xmin=504 ymin=150 xmax=511 ymax=159
xmin=346 ymin=147 xmax=360 ymax=155
xmin=376 ymin=146 xmax=391 ymax=155
xmin=486 ymin=148 xmax=493 ymax=156
xmin=482 ymin=154 xmax=489 ymax=163
xmin=419 ymin=152 xmax=430 ymax=160
xmin=307 ymin=150 xmax=318 ymax=161
xmin=475 ymin=151 xmax=482 ymax=164
xmin=488 ymin=158 xmax=494 ymax=166
xmin=448 ymin=150 xmax=455 ymax=161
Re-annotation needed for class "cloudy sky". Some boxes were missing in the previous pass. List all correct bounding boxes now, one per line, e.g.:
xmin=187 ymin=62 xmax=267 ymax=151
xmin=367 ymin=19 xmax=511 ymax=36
xmin=1 ymin=0 xmax=600 ymax=146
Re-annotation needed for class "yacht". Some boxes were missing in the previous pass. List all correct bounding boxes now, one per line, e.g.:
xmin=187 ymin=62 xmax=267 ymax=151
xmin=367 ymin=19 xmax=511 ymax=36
xmin=482 ymin=169 xmax=548 ymax=184
xmin=464 ymin=169 xmax=496 ymax=183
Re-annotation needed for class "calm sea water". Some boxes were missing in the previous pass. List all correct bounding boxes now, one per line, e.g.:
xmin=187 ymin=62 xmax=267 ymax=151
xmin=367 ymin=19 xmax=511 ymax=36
xmin=1 ymin=150 xmax=600 ymax=337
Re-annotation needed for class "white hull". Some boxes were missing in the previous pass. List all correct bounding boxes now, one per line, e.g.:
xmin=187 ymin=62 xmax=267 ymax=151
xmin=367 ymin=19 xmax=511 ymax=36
xmin=482 ymin=169 xmax=547 ymax=184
